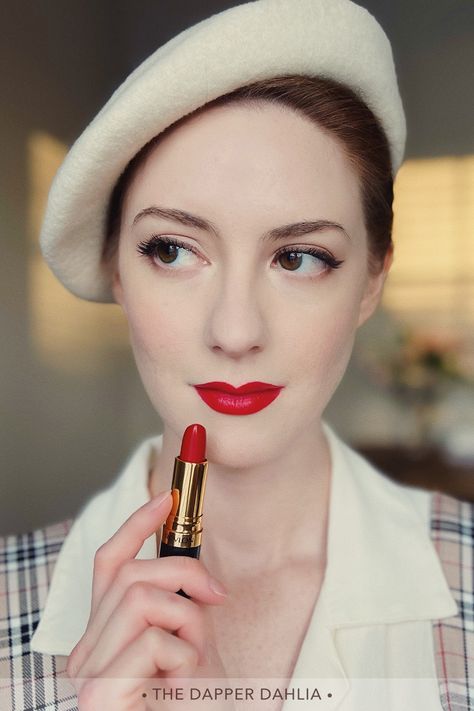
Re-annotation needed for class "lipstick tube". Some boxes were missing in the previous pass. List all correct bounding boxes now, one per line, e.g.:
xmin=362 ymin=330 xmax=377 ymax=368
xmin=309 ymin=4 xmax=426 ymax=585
xmin=158 ymin=423 xmax=208 ymax=598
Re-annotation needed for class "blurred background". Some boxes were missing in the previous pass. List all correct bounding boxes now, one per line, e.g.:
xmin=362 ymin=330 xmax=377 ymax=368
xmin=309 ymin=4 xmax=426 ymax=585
xmin=1 ymin=0 xmax=473 ymax=536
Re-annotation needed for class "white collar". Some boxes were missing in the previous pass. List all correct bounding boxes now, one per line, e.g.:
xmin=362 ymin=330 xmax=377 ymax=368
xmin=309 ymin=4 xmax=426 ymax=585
xmin=31 ymin=420 xmax=458 ymax=673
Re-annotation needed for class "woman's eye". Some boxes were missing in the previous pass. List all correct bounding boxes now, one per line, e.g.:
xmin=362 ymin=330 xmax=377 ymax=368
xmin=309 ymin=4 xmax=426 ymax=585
xmin=275 ymin=247 xmax=344 ymax=275
xmin=137 ymin=236 xmax=198 ymax=268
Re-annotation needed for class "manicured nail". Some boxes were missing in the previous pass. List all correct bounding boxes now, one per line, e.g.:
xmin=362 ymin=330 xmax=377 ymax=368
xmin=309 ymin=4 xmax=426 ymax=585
xmin=208 ymin=576 xmax=228 ymax=596
xmin=147 ymin=491 xmax=171 ymax=510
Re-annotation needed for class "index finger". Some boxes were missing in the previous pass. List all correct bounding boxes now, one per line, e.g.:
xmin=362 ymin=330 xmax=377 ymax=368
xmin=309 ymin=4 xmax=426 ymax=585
xmin=91 ymin=490 xmax=172 ymax=614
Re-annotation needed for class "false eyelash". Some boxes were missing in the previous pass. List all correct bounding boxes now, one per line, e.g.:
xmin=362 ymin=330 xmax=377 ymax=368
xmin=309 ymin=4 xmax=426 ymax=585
xmin=137 ymin=235 xmax=195 ymax=258
xmin=137 ymin=234 xmax=345 ymax=270
xmin=273 ymin=244 xmax=344 ymax=270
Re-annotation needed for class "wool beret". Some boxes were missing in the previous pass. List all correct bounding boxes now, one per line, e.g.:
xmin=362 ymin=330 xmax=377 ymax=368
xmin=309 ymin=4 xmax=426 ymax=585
xmin=39 ymin=0 xmax=406 ymax=303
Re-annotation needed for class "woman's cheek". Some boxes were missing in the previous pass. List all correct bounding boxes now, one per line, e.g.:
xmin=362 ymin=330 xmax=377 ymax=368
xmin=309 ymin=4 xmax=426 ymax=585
xmin=296 ymin=299 xmax=359 ymax=405
xmin=126 ymin=299 xmax=201 ymax=384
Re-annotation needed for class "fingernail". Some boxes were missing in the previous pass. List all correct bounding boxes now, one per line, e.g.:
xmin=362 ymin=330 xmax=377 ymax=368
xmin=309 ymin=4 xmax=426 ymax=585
xmin=147 ymin=490 xmax=171 ymax=510
xmin=208 ymin=576 xmax=228 ymax=596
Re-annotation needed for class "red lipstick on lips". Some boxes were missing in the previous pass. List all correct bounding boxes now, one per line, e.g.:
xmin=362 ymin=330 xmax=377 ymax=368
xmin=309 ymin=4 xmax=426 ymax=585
xmin=194 ymin=381 xmax=284 ymax=415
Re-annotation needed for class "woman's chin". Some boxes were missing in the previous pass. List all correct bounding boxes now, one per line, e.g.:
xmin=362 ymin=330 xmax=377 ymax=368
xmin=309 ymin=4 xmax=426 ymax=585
xmin=205 ymin=433 xmax=283 ymax=470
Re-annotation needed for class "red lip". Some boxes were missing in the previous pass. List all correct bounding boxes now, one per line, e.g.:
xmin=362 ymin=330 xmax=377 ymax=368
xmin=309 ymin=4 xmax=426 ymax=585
xmin=193 ymin=382 xmax=283 ymax=415
xmin=194 ymin=381 xmax=281 ymax=394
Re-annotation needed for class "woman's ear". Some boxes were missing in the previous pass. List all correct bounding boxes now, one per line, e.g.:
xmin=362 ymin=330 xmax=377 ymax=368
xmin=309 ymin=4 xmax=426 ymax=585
xmin=356 ymin=246 xmax=394 ymax=329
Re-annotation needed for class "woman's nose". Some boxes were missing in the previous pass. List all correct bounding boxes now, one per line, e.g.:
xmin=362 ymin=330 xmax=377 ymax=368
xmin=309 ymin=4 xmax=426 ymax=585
xmin=204 ymin=271 xmax=266 ymax=359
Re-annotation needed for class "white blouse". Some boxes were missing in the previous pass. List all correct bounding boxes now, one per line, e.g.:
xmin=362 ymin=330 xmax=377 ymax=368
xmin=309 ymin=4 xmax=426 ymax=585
xmin=30 ymin=420 xmax=458 ymax=710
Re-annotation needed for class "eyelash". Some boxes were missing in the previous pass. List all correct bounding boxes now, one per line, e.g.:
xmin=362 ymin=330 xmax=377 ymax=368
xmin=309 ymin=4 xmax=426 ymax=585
xmin=136 ymin=234 xmax=345 ymax=274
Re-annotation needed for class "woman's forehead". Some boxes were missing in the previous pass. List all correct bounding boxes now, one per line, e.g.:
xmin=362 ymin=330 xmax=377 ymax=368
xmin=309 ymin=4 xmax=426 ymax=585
xmin=137 ymin=101 xmax=348 ymax=171
xmin=123 ymin=102 xmax=363 ymax=231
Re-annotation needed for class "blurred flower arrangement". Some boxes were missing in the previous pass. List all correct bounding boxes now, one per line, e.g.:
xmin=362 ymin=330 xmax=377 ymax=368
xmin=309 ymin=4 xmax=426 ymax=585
xmin=358 ymin=323 xmax=474 ymax=449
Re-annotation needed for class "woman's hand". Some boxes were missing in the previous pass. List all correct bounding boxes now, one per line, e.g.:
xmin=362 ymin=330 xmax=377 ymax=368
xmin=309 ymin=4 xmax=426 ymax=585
xmin=66 ymin=490 xmax=231 ymax=710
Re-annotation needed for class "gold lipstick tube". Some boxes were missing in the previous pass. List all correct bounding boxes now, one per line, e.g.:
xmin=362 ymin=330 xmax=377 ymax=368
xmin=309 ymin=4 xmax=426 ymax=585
xmin=160 ymin=457 xmax=208 ymax=552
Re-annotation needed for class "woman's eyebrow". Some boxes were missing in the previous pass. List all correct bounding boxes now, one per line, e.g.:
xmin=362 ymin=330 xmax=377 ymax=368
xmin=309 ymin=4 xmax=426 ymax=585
xmin=132 ymin=205 xmax=351 ymax=242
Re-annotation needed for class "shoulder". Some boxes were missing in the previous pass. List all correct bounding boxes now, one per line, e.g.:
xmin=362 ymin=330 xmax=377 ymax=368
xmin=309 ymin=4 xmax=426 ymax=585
xmin=0 ymin=519 xmax=74 ymax=617
xmin=0 ymin=517 xmax=74 ymax=555
xmin=0 ymin=520 xmax=77 ymax=711
xmin=429 ymin=488 xmax=474 ymax=555
xmin=430 ymin=487 xmax=474 ymax=523
xmin=429 ymin=488 xmax=474 ymax=590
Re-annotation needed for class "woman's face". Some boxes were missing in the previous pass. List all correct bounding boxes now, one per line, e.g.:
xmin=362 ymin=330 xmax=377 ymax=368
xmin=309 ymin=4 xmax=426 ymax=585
xmin=112 ymin=102 xmax=389 ymax=465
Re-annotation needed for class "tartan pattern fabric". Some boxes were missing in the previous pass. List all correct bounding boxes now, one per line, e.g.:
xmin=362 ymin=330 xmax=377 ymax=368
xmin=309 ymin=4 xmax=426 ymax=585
xmin=430 ymin=490 xmax=474 ymax=709
xmin=0 ymin=491 xmax=472 ymax=710
xmin=0 ymin=519 xmax=77 ymax=710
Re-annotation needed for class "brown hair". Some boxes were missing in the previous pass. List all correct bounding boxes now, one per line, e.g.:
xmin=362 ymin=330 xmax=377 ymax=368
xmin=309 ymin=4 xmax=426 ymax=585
xmin=102 ymin=74 xmax=394 ymax=278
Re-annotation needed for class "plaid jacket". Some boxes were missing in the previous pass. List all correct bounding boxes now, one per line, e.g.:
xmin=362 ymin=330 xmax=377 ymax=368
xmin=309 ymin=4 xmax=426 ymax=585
xmin=1 ymin=489 xmax=472 ymax=710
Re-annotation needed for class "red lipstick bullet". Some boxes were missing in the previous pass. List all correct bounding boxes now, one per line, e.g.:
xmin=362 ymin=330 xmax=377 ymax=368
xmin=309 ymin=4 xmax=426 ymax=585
xmin=179 ymin=423 xmax=206 ymax=462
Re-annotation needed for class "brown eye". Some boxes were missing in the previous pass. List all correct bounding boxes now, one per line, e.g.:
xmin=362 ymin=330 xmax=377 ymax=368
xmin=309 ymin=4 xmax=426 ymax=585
xmin=136 ymin=236 xmax=198 ymax=269
xmin=274 ymin=246 xmax=344 ymax=275
xmin=278 ymin=251 xmax=304 ymax=271
xmin=156 ymin=242 xmax=180 ymax=264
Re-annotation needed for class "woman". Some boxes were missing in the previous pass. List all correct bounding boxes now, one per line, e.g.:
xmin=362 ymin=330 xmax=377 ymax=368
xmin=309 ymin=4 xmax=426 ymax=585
xmin=1 ymin=1 xmax=472 ymax=709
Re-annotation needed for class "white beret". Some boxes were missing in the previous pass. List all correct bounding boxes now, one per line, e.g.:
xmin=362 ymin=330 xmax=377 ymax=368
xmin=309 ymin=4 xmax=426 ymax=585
xmin=39 ymin=0 xmax=406 ymax=303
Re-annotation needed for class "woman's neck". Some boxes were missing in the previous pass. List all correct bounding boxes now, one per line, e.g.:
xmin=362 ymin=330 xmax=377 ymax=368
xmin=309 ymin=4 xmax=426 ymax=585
xmin=149 ymin=423 xmax=331 ymax=585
